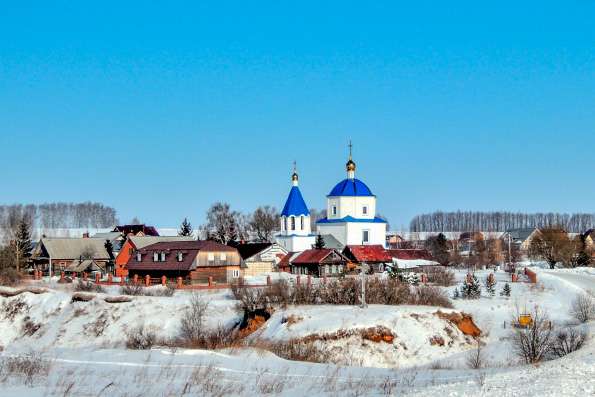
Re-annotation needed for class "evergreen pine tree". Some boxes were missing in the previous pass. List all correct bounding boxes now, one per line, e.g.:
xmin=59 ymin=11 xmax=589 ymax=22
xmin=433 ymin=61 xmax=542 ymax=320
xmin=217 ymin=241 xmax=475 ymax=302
xmin=484 ymin=273 xmax=497 ymax=297
xmin=14 ymin=216 xmax=33 ymax=272
xmin=178 ymin=218 xmax=193 ymax=237
xmin=314 ymin=234 xmax=326 ymax=249
xmin=461 ymin=273 xmax=481 ymax=299
xmin=500 ymin=283 xmax=511 ymax=297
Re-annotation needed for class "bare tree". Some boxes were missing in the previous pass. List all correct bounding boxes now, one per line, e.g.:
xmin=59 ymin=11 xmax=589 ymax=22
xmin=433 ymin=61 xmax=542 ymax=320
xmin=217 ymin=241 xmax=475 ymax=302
xmin=250 ymin=206 xmax=279 ymax=242
xmin=203 ymin=202 xmax=239 ymax=244
xmin=528 ymin=228 xmax=575 ymax=269
xmin=466 ymin=338 xmax=485 ymax=369
xmin=511 ymin=306 xmax=553 ymax=364
xmin=570 ymin=293 xmax=595 ymax=323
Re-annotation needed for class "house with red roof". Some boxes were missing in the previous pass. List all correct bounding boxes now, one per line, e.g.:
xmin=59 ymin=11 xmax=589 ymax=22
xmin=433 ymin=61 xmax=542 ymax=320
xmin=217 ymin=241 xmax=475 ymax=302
xmin=342 ymin=245 xmax=392 ymax=273
xmin=285 ymin=248 xmax=350 ymax=277
xmin=125 ymin=240 xmax=242 ymax=284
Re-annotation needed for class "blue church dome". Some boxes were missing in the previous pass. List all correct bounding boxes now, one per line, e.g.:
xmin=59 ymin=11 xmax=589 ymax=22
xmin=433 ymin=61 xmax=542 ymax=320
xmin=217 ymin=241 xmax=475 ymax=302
xmin=281 ymin=186 xmax=310 ymax=217
xmin=328 ymin=178 xmax=374 ymax=197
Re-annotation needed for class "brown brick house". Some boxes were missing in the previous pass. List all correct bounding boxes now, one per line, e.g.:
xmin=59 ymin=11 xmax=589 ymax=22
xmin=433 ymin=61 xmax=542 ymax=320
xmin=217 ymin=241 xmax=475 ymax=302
xmin=125 ymin=240 xmax=242 ymax=284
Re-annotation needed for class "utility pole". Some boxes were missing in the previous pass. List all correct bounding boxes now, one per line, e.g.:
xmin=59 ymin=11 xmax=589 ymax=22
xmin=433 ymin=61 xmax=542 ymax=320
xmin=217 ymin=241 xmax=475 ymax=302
xmin=360 ymin=263 xmax=369 ymax=308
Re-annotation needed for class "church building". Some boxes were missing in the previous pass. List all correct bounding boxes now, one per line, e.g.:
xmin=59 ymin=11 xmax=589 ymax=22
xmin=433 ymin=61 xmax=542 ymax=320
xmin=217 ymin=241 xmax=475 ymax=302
xmin=275 ymin=165 xmax=316 ymax=252
xmin=316 ymin=147 xmax=387 ymax=247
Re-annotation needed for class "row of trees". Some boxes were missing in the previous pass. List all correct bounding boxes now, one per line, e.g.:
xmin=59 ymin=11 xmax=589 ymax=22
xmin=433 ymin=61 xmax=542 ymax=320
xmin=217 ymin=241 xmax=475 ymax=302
xmin=410 ymin=211 xmax=595 ymax=233
xmin=0 ymin=202 xmax=118 ymax=230
xmin=424 ymin=228 xmax=591 ymax=269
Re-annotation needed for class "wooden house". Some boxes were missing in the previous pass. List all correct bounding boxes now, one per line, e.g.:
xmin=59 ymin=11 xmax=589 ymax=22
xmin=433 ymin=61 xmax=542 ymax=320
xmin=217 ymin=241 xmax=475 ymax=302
xmin=232 ymin=242 xmax=287 ymax=277
xmin=342 ymin=245 xmax=393 ymax=273
xmin=115 ymin=236 xmax=195 ymax=277
xmin=125 ymin=240 xmax=242 ymax=284
xmin=31 ymin=237 xmax=111 ymax=273
xmin=289 ymin=248 xmax=350 ymax=277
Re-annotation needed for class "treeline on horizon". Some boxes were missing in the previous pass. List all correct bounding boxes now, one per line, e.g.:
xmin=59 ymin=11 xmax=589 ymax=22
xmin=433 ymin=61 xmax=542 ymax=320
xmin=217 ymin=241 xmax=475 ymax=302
xmin=409 ymin=211 xmax=595 ymax=233
xmin=0 ymin=203 xmax=118 ymax=229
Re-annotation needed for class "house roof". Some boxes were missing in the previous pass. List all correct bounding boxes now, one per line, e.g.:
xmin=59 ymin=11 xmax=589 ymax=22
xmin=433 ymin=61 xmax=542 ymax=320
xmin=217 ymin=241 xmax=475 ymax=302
xmin=278 ymin=252 xmax=297 ymax=268
xmin=320 ymin=234 xmax=344 ymax=249
xmin=36 ymin=238 xmax=111 ymax=260
xmin=92 ymin=232 xmax=122 ymax=241
xmin=281 ymin=186 xmax=310 ymax=217
xmin=292 ymin=249 xmax=348 ymax=264
xmin=126 ymin=240 xmax=238 ymax=271
xmin=328 ymin=178 xmax=374 ymax=197
xmin=113 ymin=224 xmax=160 ymax=237
xmin=66 ymin=259 xmax=104 ymax=273
xmin=232 ymin=242 xmax=273 ymax=260
xmin=504 ymin=228 xmax=538 ymax=241
xmin=343 ymin=245 xmax=392 ymax=263
xmin=386 ymin=249 xmax=434 ymax=261
xmin=128 ymin=236 xmax=195 ymax=250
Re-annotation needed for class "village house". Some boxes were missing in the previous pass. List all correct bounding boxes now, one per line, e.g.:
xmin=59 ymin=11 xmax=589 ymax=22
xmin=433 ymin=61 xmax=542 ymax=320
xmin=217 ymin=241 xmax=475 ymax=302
xmin=125 ymin=240 xmax=242 ymax=284
xmin=232 ymin=242 xmax=287 ymax=277
xmin=502 ymin=228 xmax=540 ymax=253
xmin=115 ymin=236 xmax=196 ymax=277
xmin=288 ymin=248 xmax=350 ymax=277
xmin=386 ymin=249 xmax=440 ymax=272
xmin=30 ymin=237 xmax=111 ymax=274
xmin=342 ymin=244 xmax=392 ymax=273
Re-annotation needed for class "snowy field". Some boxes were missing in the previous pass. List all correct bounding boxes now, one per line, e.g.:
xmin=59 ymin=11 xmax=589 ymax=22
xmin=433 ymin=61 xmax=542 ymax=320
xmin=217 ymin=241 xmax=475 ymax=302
xmin=0 ymin=267 xmax=594 ymax=396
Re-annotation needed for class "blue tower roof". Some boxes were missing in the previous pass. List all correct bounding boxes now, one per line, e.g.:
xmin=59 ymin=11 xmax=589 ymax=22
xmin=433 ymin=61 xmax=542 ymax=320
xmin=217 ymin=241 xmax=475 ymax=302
xmin=281 ymin=186 xmax=310 ymax=217
xmin=328 ymin=178 xmax=374 ymax=197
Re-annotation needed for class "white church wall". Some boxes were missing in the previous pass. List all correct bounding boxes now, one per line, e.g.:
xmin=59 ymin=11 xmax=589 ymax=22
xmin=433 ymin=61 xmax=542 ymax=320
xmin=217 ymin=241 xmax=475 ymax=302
xmin=328 ymin=196 xmax=376 ymax=220
xmin=345 ymin=222 xmax=387 ymax=246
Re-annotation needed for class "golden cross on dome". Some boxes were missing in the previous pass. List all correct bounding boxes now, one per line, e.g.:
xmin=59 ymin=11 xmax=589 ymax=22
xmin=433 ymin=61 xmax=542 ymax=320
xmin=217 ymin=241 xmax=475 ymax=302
xmin=348 ymin=140 xmax=353 ymax=160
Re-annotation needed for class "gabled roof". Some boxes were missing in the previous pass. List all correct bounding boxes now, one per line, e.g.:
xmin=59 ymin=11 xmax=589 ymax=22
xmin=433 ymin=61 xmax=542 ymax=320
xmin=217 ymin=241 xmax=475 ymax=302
xmin=113 ymin=224 xmax=160 ymax=237
xmin=291 ymin=249 xmax=348 ymax=264
xmin=343 ymin=245 xmax=392 ymax=263
xmin=128 ymin=236 xmax=195 ymax=250
xmin=504 ymin=228 xmax=538 ymax=241
xmin=66 ymin=259 xmax=104 ymax=273
xmin=328 ymin=178 xmax=374 ymax=197
xmin=35 ymin=238 xmax=111 ymax=260
xmin=386 ymin=249 xmax=433 ymax=261
xmin=281 ymin=186 xmax=309 ymax=217
xmin=232 ymin=242 xmax=273 ymax=260
xmin=320 ymin=234 xmax=344 ymax=249
xmin=139 ymin=240 xmax=237 ymax=252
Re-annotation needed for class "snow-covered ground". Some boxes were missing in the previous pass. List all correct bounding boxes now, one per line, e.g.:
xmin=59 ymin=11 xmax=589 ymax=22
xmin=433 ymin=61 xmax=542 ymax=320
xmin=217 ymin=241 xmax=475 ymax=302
xmin=0 ymin=267 xmax=594 ymax=396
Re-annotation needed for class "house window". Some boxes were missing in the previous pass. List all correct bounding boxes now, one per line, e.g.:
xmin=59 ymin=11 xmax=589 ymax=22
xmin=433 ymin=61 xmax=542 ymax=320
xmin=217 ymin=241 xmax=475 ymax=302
xmin=232 ymin=269 xmax=240 ymax=278
xmin=331 ymin=264 xmax=336 ymax=274
xmin=362 ymin=206 xmax=368 ymax=215
xmin=160 ymin=252 xmax=166 ymax=261
xmin=300 ymin=216 xmax=304 ymax=230
xmin=220 ymin=253 xmax=227 ymax=261
xmin=325 ymin=265 xmax=330 ymax=274
xmin=177 ymin=252 xmax=183 ymax=262
xmin=129 ymin=248 xmax=134 ymax=255
xmin=153 ymin=252 xmax=159 ymax=262
xmin=362 ymin=230 xmax=370 ymax=243
xmin=208 ymin=252 xmax=214 ymax=261
xmin=136 ymin=253 xmax=142 ymax=261
xmin=291 ymin=217 xmax=295 ymax=231
xmin=332 ymin=205 xmax=337 ymax=216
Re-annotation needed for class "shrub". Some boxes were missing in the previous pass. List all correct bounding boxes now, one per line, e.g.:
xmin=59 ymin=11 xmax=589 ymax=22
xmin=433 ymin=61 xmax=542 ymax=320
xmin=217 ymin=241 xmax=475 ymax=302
xmin=570 ymin=293 xmax=595 ymax=323
xmin=500 ymin=283 xmax=511 ymax=297
xmin=426 ymin=268 xmax=456 ymax=287
xmin=0 ymin=353 xmax=51 ymax=386
xmin=550 ymin=327 xmax=587 ymax=358
xmin=120 ymin=283 xmax=144 ymax=296
xmin=511 ymin=306 xmax=553 ymax=364
xmin=465 ymin=339 xmax=484 ymax=369
xmin=415 ymin=286 xmax=453 ymax=308
xmin=0 ymin=267 xmax=21 ymax=287
xmin=180 ymin=294 xmax=210 ymax=345
xmin=74 ymin=280 xmax=105 ymax=293
xmin=2 ymin=297 xmax=29 ymax=320
xmin=125 ymin=324 xmax=156 ymax=350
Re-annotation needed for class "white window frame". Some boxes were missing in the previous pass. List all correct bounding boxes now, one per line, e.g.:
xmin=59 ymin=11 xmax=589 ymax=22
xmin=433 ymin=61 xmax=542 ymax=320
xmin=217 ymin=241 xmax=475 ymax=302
xmin=332 ymin=205 xmax=337 ymax=216
xmin=153 ymin=252 xmax=159 ymax=262
xmin=232 ymin=269 xmax=240 ymax=278
xmin=362 ymin=230 xmax=370 ymax=244
xmin=291 ymin=216 xmax=295 ymax=231
xmin=300 ymin=215 xmax=304 ymax=230
xmin=160 ymin=252 xmax=166 ymax=262
xmin=220 ymin=253 xmax=227 ymax=261
xmin=208 ymin=252 xmax=215 ymax=261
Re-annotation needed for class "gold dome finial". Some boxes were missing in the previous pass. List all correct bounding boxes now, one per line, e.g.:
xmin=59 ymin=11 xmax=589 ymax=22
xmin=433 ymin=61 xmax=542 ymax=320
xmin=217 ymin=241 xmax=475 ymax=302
xmin=346 ymin=140 xmax=356 ymax=175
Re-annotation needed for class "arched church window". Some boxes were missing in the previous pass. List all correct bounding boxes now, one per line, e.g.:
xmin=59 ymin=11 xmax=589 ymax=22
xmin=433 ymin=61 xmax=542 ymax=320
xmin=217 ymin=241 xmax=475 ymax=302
xmin=300 ymin=216 xmax=304 ymax=230
xmin=283 ymin=217 xmax=287 ymax=231
xmin=291 ymin=217 xmax=295 ymax=230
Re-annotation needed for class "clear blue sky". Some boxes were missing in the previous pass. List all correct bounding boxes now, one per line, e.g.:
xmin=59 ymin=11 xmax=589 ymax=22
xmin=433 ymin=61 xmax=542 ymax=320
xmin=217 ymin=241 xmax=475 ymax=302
xmin=1 ymin=1 xmax=594 ymax=229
